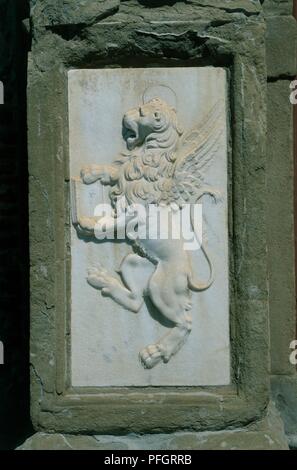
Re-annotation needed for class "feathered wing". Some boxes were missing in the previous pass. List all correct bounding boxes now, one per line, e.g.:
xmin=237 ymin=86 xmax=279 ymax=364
xmin=167 ymin=100 xmax=225 ymax=206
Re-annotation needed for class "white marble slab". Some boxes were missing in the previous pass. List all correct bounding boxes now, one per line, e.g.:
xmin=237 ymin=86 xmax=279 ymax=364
xmin=68 ymin=67 xmax=230 ymax=386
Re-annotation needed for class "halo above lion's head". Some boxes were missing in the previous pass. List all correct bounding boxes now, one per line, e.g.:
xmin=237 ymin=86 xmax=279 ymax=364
xmin=122 ymin=98 xmax=183 ymax=151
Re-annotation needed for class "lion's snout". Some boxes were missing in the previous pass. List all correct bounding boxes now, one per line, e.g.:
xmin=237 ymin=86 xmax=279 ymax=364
xmin=123 ymin=109 xmax=141 ymax=150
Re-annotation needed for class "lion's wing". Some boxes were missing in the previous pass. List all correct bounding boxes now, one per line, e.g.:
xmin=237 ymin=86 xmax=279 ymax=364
xmin=168 ymin=101 xmax=225 ymax=205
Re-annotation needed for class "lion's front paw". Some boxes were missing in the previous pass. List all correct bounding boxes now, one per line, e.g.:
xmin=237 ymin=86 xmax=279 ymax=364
xmin=79 ymin=217 xmax=96 ymax=231
xmin=139 ymin=344 xmax=165 ymax=369
xmin=81 ymin=166 xmax=98 ymax=184
xmin=87 ymin=266 xmax=119 ymax=295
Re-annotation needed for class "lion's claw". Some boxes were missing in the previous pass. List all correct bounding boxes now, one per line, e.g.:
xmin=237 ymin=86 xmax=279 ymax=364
xmin=139 ymin=344 xmax=165 ymax=369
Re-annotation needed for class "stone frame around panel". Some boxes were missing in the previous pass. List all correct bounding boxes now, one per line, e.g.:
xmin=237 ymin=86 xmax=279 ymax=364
xmin=28 ymin=13 xmax=268 ymax=434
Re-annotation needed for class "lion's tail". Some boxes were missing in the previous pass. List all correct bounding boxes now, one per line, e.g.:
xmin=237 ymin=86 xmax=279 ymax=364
xmin=188 ymin=242 xmax=214 ymax=292
xmin=187 ymin=199 xmax=214 ymax=292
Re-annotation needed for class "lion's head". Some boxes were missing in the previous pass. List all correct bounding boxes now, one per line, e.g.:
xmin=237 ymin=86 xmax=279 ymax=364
xmin=110 ymin=98 xmax=183 ymax=207
xmin=122 ymin=98 xmax=183 ymax=151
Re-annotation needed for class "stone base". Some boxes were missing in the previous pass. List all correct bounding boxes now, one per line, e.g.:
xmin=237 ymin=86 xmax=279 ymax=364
xmin=17 ymin=403 xmax=288 ymax=450
xmin=271 ymin=375 xmax=297 ymax=449
xmin=288 ymin=435 xmax=297 ymax=450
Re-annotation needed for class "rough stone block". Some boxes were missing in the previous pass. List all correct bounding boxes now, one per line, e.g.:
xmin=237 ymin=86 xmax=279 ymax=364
xmin=266 ymin=16 xmax=297 ymax=78
xmin=30 ymin=0 xmax=120 ymax=26
xmin=263 ymin=0 xmax=293 ymax=16
xmin=267 ymin=81 xmax=296 ymax=376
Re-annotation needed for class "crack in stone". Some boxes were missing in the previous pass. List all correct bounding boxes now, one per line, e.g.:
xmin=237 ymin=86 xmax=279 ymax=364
xmin=140 ymin=0 xmax=261 ymax=17
xmin=267 ymin=74 xmax=297 ymax=82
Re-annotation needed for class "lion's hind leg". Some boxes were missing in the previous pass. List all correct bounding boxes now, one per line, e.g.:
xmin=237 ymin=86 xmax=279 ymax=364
xmin=139 ymin=263 xmax=192 ymax=369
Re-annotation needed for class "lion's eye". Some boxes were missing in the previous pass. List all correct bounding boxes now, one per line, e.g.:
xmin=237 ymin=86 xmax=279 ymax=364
xmin=139 ymin=107 xmax=144 ymax=117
